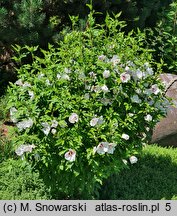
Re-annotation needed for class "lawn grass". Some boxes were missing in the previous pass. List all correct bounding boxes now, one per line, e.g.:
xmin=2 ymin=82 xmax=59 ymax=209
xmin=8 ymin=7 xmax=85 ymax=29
xmin=100 ymin=144 xmax=177 ymax=200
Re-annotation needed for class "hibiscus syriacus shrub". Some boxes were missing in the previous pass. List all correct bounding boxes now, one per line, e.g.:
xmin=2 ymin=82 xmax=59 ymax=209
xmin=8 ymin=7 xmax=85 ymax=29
xmin=7 ymin=10 xmax=170 ymax=199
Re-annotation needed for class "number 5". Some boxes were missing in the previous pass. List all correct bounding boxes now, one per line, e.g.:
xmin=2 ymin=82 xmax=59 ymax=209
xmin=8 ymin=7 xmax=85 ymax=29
xmin=165 ymin=203 xmax=171 ymax=211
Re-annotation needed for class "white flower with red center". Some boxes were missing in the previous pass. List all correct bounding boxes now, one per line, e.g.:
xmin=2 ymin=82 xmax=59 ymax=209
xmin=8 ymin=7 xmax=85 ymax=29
xmin=90 ymin=116 xmax=104 ymax=126
xmin=64 ymin=149 xmax=76 ymax=162
xmin=129 ymin=156 xmax=138 ymax=164
xmin=103 ymin=70 xmax=110 ymax=78
xmin=150 ymin=84 xmax=160 ymax=95
xmin=121 ymin=133 xmax=129 ymax=140
xmin=69 ymin=113 xmax=79 ymax=124
xmin=90 ymin=117 xmax=99 ymax=126
xmin=144 ymin=114 xmax=152 ymax=122
xmin=120 ymin=73 xmax=131 ymax=83
xmin=95 ymin=142 xmax=109 ymax=155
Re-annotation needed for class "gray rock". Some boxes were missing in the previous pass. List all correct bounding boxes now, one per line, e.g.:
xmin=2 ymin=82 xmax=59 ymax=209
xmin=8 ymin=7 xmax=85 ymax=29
xmin=151 ymin=73 xmax=177 ymax=146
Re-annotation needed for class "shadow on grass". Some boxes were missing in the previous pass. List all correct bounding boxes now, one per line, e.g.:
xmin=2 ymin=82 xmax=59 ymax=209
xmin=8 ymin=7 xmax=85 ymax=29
xmin=100 ymin=146 xmax=177 ymax=200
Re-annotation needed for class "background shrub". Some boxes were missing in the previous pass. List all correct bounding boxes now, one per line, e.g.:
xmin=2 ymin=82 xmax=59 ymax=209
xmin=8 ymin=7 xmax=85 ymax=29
xmin=0 ymin=159 xmax=51 ymax=200
xmin=146 ymin=1 xmax=177 ymax=74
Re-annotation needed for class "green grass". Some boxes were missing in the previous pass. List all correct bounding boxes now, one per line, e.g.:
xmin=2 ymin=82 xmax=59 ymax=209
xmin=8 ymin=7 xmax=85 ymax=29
xmin=100 ymin=144 xmax=177 ymax=200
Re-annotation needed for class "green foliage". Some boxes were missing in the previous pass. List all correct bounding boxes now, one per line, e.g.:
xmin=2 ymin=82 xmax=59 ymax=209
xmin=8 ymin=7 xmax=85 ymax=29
xmin=146 ymin=1 xmax=177 ymax=73
xmin=0 ymin=159 xmax=51 ymax=200
xmin=100 ymin=144 xmax=177 ymax=200
xmin=7 ymin=10 xmax=169 ymax=199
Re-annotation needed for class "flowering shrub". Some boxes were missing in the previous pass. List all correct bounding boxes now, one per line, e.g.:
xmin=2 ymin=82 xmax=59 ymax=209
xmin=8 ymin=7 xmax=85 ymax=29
xmin=7 ymin=9 xmax=170 ymax=199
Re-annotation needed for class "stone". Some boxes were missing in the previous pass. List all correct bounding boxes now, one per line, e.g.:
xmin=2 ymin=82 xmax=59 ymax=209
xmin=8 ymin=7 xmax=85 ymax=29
xmin=151 ymin=73 xmax=177 ymax=147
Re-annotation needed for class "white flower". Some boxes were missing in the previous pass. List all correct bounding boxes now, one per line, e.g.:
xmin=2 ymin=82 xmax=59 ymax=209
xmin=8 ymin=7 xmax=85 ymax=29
xmin=64 ymin=149 xmax=76 ymax=162
xmin=125 ymin=66 xmax=130 ymax=72
xmin=15 ymin=79 xmax=23 ymax=86
xmin=23 ymin=82 xmax=31 ymax=87
xmin=89 ymin=71 xmax=97 ymax=80
xmin=62 ymin=74 xmax=70 ymax=80
xmin=103 ymin=70 xmax=110 ymax=78
xmin=131 ymin=95 xmax=142 ymax=103
xmin=46 ymin=79 xmax=51 ymax=85
xmin=38 ymin=73 xmax=44 ymax=79
xmin=97 ymin=116 xmax=104 ymax=125
xmin=64 ymin=68 xmax=71 ymax=74
xmin=144 ymin=114 xmax=152 ymax=122
xmin=110 ymin=55 xmax=120 ymax=66
xmin=16 ymin=118 xmax=33 ymax=131
xmin=146 ymin=67 xmax=154 ymax=76
xmin=100 ymin=98 xmax=112 ymax=106
xmin=107 ymin=143 xmax=117 ymax=154
xmin=144 ymin=89 xmax=152 ymax=96
xmin=41 ymin=122 xmax=51 ymax=135
xmin=57 ymin=74 xmax=61 ymax=79
xmin=90 ymin=116 xmax=104 ymax=127
xmin=95 ymin=142 xmax=109 ymax=155
xmin=84 ymin=93 xmax=90 ymax=100
xmin=98 ymin=55 xmax=106 ymax=61
xmin=78 ymin=72 xmax=86 ymax=80
xmin=101 ymin=85 xmax=109 ymax=93
xmin=69 ymin=113 xmax=79 ymax=124
xmin=151 ymin=84 xmax=160 ymax=95
xmin=148 ymin=100 xmax=154 ymax=106
xmin=90 ymin=117 xmax=99 ymax=126
xmin=129 ymin=156 xmax=138 ymax=164
xmin=136 ymin=69 xmax=143 ymax=79
xmin=122 ymin=133 xmax=129 ymax=140
xmin=51 ymin=120 xmax=58 ymax=128
xmin=91 ymin=85 xmax=100 ymax=92
xmin=51 ymin=128 xmax=57 ymax=135
xmin=135 ymin=88 xmax=142 ymax=94
xmin=128 ymin=113 xmax=134 ymax=117
xmin=120 ymin=73 xmax=131 ymax=83
xmin=28 ymin=90 xmax=34 ymax=100
xmin=144 ymin=62 xmax=149 ymax=68
xmin=15 ymin=144 xmax=36 ymax=156
xmin=10 ymin=107 xmax=18 ymax=123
